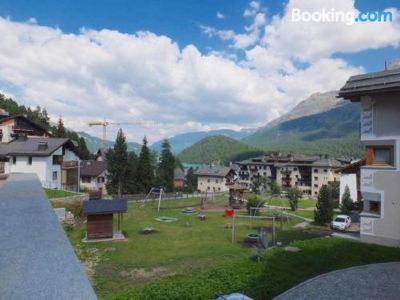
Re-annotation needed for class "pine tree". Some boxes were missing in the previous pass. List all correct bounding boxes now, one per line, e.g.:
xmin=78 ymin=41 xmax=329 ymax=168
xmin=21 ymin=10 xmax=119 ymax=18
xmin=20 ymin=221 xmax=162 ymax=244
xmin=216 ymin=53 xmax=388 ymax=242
xmin=155 ymin=139 xmax=175 ymax=192
xmin=314 ymin=184 xmax=334 ymax=225
xmin=106 ymin=129 xmax=128 ymax=197
xmin=340 ymin=185 xmax=353 ymax=214
xmin=288 ymin=187 xmax=302 ymax=211
xmin=55 ymin=117 xmax=67 ymax=137
xmin=186 ymin=167 xmax=197 ymax=193
xmin=78 ymin=137 xmax=91 ymax=160
xmin=125 ymin=152 xmax=138 ymax=194
xmin=136 ymin=136 xmax=154 ymax=193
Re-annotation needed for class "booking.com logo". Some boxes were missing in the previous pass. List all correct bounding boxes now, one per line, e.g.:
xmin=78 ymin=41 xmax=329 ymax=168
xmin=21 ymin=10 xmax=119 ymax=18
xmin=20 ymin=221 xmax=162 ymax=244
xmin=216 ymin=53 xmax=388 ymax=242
xmin=291 ymin=8 xmax=393 ymax=25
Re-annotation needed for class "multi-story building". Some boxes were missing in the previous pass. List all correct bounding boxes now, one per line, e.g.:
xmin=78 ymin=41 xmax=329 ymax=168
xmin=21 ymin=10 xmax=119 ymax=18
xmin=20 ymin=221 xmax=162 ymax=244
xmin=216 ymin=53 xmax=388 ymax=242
xmin=237 ymin=154 xmax=346 ymax=197
xmin=195 ymin=165 xmax=236 ymax=193
xmin=0 ymin=115 xmax=81 ymax=190
xmin=339 ymin=68 xmax=400 ymax=246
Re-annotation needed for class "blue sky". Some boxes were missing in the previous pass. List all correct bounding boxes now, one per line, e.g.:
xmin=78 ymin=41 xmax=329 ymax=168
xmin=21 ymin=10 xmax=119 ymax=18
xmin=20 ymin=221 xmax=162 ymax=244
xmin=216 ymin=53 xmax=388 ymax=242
xmin=0 ymin=0 xmax=399 ymax=142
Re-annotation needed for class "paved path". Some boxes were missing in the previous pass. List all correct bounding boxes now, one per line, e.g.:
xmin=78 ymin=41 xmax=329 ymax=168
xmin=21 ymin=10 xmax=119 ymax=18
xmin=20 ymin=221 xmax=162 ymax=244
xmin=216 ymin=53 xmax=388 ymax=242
xmin=274 ymin=262 xmax=400 ymax=300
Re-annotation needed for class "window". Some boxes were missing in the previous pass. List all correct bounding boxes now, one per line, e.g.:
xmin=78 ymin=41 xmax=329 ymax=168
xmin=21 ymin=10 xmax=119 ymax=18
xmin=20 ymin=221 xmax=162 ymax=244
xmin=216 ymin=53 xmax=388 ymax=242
xmin=324 ymin=169 xmax=328 ymax=173
xmin=314 ymin=176 xmax=318 ymax=181
xmin=82 ymin=176 xmax=91 ymax=183
xmin=293 ymin=168 xmax=298 ymax=171
xmin=207 ymin=186 xmax=210 ymax=190
xmin=314 ymin=184 xmax=318 ymax=188
xmin=52 ymin=155 xmax=62 ymax=165
xmin=215 ymin=179 xmax=219 ymax=184
xmin=97 ymin=176 xmax=105 ymax=183
xmin=28 ymin=156 xmax=32 ymax=165
xmin=12 ymin=156 xmax=16 ymax=164
xmin=366 ymin=145 xmax=394 ymax=166
xmin=207 ymin=178 xmax=210 ymax=183
xmin=369 ymin=201 xmax=380 ymax=214
xmin=218 ymin=187 xmax=221 ymax=191
xmin=52 ymin=171 xmax=58 ymax=180
xmin=314 ymin=169 xmax=318 ymax=173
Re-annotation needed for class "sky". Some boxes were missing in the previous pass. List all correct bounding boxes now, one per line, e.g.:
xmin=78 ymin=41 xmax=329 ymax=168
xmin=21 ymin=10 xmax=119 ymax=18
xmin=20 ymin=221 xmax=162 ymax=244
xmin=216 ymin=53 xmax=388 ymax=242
xmin=0 ymin=0 xmax=399 ymax=144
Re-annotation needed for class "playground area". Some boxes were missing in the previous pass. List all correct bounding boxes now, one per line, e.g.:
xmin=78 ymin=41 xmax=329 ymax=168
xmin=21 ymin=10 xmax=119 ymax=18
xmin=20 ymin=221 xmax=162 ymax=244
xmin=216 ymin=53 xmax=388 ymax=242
xmin=65 ymin=194 xmax=324 ymax=299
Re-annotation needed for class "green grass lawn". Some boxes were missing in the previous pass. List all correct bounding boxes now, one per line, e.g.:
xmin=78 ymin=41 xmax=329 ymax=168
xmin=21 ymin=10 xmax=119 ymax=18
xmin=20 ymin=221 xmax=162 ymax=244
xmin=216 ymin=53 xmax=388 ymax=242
xmin=267 ymin=197 xmax=317 ymax=209
xmin=45 ymin=188 xmax=79 ymax=198
xmin=65 ymin=197 xmax=400 ymax=300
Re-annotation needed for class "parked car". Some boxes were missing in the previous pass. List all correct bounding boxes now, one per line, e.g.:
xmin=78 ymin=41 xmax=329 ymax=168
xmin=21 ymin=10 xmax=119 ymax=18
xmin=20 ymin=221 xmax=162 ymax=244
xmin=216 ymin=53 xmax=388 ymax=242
xmin=280 ymin=191 xmax=288 ymax=198
xmin=331 ymin=215 xmax=351 ymax=231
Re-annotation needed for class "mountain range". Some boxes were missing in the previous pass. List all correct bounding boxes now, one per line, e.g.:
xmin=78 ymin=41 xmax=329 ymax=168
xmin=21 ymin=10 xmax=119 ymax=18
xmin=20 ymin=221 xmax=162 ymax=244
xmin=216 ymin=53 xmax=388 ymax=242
xmin=78 ymin=91 xmax=363 ymax=163
xmin=78 ymin=131 xmax=141 ymax=153
xmin=176 ymin=91 xmax=363 ymax=163
xmin=150 ymin=128 xmax=256 ymax=154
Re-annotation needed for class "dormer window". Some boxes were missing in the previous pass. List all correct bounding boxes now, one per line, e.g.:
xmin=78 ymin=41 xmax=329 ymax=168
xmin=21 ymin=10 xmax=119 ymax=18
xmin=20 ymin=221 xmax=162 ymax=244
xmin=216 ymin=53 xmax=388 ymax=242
xmin=38 ymin=142 xmax=48 ymax=151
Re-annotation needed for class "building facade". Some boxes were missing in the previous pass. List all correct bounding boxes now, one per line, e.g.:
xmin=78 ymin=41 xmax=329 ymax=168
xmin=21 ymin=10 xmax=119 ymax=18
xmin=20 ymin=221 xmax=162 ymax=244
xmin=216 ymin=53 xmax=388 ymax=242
xmin=339 ymin=68 xmax=400 ymax=247
xmin=237 ymin=154 xmax=346 ymax=197
xmin=0 ymin=137 xmax=80 ymax=189
xmin=195 ymin=165 xmax=236 ymax=193
xmin=80 ymin=160 xmax=107 ymax=194
xmin=0 ymin=115 xmax=80 ymax=190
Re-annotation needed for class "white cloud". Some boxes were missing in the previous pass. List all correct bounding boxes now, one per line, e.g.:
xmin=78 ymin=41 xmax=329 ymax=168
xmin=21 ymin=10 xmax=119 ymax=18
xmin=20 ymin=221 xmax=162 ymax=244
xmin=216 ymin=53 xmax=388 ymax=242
xmin=1 ymin=0 xmax=399 ymax=145
xmin=216 ymin=12 xmax=225 ymax=19
xmin=200 ymin=1 xmax=266 ymax=49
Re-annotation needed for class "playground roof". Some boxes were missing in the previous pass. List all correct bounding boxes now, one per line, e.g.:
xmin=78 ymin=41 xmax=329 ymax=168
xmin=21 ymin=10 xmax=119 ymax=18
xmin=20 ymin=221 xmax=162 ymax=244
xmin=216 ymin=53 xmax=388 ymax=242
xmin=83 ymin=199 xmax=127 ymax=215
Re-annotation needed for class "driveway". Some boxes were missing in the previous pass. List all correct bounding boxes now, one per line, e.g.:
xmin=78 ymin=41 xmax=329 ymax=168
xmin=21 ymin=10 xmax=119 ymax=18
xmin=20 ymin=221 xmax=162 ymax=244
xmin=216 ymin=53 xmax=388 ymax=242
xmin=274 ymin=262 xmax=400 ymax=300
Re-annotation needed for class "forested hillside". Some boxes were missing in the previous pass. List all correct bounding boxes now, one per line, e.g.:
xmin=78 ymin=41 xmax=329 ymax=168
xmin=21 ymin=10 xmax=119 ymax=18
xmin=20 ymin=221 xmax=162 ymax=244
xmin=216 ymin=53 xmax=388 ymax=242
xmin=244 ymin=102 xmax=363 ymax=157
xmin=178 ymin=135 xmax=264 ymax=164
xmin=151 ymin=128 xmax=255 ymax=154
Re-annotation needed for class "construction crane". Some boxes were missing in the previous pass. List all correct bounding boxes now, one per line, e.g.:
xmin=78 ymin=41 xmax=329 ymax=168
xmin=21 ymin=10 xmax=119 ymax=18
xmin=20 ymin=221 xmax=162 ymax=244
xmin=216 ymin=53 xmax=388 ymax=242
xmin=88 ymin=118 xmax=158 ymax=151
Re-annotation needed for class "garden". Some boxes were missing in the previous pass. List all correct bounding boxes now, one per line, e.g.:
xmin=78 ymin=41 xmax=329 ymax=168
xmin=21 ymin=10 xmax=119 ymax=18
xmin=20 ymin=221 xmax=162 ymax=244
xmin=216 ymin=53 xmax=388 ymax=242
xmin=62 ymin=194 xmax=400 ymax=299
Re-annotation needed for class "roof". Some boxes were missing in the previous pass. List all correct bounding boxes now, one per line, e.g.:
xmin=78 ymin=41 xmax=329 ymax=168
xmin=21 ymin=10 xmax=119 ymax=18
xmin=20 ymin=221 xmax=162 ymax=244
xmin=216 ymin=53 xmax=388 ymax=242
xmin=338 ymin=69 xmax=400 ymax=101
xmin=0 ymin=137 xmax=78 ymax=157
xmin=80 ymin=160 xmax=107 ymax=177
xmin=238 ymin=154 xmax=347 ymax=168
xmin=0 ymin=173 xmax=96 ymax=299
xmin=339 ymin=159 xmax=365 ymax=174
xmin=194 ymin=165 xmax=233 ymax=177
xmin=83 ymin=199 xmax=128 ymax=215
xmin=174 ymin=168 xmax=185 ymax=180
xmin=0 ymin=114 xmax=50 ymax=134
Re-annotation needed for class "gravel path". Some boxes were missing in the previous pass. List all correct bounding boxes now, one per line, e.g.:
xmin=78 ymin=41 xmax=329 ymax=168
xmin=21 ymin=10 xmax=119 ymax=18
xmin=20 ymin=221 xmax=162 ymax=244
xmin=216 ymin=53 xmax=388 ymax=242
xmin=274 ymin=262 xmax=400 ymax=300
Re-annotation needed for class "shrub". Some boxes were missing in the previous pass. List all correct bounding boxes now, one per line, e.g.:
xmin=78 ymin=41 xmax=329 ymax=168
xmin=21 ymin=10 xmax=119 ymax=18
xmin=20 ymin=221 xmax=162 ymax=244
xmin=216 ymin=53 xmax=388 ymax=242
xmin=288 ymin=187 xmax=302 ymax=211
xmin=246 ymin=194 xmax=263 ymax=215
xmin=314 ymin=185 xmax=334 ymax=225
xmin=340 ymin=185 xmax=353 ymax=214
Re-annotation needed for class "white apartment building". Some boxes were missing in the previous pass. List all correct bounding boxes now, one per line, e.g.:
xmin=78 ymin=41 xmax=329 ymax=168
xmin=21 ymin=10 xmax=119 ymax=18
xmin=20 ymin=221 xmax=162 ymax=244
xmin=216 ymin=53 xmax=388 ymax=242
xmin=237 ymin=154 xmax=346 ymax=197
xmin=195 ymin=165 xmax=236 ymax=193
xmin=339 ymin=68 xmax=400 ymax=247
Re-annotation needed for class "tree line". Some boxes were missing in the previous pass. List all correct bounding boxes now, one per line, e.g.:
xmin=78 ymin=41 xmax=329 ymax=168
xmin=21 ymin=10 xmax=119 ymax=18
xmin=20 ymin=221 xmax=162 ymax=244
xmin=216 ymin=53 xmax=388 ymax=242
xmin=106 ymin=129 xmax=190 ymax=196
xmin=0 ymin=93 xmax=92 ymax=160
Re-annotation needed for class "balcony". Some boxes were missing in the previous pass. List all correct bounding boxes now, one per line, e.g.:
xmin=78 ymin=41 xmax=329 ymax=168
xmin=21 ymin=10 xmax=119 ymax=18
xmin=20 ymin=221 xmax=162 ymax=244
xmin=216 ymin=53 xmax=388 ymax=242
xmin=61 ymin=160 xmax=79 ymax=169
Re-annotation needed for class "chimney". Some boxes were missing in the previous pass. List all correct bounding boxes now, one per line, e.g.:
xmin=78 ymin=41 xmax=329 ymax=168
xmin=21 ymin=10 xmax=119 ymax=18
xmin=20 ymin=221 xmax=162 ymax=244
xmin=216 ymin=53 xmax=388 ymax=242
xmin=0 ymin=125 xmax=13 ymax=143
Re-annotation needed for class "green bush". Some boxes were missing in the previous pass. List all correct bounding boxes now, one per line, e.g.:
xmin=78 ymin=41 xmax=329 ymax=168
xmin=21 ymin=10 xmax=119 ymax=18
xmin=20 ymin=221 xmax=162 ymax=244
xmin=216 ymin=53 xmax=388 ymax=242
xmin=246 ymin=194 xmax=263 ymax=215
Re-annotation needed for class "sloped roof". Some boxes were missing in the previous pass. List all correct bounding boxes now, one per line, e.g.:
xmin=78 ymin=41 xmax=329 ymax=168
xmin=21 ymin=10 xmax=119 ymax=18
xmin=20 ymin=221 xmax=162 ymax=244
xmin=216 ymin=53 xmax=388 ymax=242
xmin=174 ymin=168 xmax=185 ymax=180
xmin=0 ymin=137 xmax=78 ymax=157
xmin=83 ymin=199 xmax=127 ymax=215
xmin=80 ymin=160 xmax=107 ymax=177
xmin=339 ymin=69 xmax=400 ymax=101
xmin=0 ymin=114 xmax=50 ymax=134
xmin=194 ymin=165 xmax=233 ymax=177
